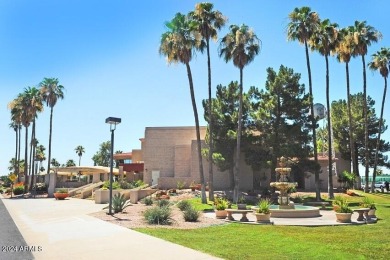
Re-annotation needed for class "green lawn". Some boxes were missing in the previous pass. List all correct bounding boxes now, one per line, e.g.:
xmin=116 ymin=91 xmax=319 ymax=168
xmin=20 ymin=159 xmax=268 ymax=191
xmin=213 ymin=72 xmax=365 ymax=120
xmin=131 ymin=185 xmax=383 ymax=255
xmin=135 ymin=192 xmax=390 ymax=259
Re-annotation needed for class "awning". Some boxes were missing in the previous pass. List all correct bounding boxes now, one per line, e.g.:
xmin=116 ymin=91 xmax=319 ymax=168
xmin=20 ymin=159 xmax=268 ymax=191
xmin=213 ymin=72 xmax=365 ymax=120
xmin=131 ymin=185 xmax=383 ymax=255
xmin=50 ymin=166 xmax=120 ymax=175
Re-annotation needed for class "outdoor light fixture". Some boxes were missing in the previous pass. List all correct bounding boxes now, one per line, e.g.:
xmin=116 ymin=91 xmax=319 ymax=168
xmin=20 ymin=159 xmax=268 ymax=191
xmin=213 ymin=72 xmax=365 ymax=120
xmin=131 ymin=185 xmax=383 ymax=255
xmin=105 ymin=117 xmax=121 ymax=131
xmin=105 ymin=116 xmax=121 ymax=215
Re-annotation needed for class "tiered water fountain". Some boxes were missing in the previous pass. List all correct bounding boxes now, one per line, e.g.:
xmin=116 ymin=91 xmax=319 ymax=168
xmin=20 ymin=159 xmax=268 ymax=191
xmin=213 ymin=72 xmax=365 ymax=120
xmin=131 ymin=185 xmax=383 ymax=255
xmin=268 ymin=156 xmax=320 ymax=218
xmin=270 ymin=157 xmax=297 ymax=209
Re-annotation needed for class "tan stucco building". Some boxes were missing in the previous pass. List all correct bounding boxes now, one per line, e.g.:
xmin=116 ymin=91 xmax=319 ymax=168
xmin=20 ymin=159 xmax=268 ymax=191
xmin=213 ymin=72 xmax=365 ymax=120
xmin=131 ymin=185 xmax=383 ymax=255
xmin=127 ymin=126 xmax=350 ymax=191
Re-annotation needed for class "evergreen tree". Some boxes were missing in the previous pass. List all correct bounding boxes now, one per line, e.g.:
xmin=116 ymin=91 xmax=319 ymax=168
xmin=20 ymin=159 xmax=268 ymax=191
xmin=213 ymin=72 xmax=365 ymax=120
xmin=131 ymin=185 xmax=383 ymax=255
xmin=332 ymin=94 xmax=390 ymax=174
xmin=248 ymin=66 xmax=311 ymax=181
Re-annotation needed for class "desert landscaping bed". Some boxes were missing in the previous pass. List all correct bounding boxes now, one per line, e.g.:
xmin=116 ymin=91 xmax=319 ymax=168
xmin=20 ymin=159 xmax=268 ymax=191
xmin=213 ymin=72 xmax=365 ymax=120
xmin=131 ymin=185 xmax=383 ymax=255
xmin=89 ymin=190 xmax=227 ymax=229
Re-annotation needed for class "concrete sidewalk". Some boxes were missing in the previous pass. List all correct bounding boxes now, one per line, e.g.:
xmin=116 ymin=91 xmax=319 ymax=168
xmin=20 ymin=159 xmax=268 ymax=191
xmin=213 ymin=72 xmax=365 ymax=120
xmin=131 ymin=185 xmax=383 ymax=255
xmin=1 ymin=196 xmax=221 ymax=260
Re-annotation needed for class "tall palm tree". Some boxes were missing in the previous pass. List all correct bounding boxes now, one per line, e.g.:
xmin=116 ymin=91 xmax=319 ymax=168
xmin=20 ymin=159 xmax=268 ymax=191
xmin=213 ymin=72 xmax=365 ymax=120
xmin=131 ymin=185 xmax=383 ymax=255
xmin=368 ymin=47 xmax=390 ymax=192
xmin=29 ymin=138 xmax=39 ymax=191
xmin=75 ymin=145 xmax=85 ymax=166
xmin=17 ymin=88 xmax=42 ymax=184
xmin=189 ymin=2 xmax=227 ymax=201
xmin=159 ymin=13 xmax=207 ymax=203
xmin=66 ymin=159 xmax=76 ymax=167
xmin=8 ymin=97 xmax=24 ymax=181
xmin=9 ymin=122 xmax=19 ymax=177
xmin=219 ymin=24 xmax=260 ymax=202
xmin=310 ymin=19 xmax=338 ymax=199
xmin=36 ymin=145 xmax=46 ymax=173
xmin=287 ymin=6 xmax=321 ymax=200
xmin=24 ymin=87 xmax=43 ymax=190
xmin=351 ymin=21 xmax=382 ymax=192
xmin=336 ymin=27 xmax=358 ymax=179
xmin=40 ymin=78 xmax=64 ymax=181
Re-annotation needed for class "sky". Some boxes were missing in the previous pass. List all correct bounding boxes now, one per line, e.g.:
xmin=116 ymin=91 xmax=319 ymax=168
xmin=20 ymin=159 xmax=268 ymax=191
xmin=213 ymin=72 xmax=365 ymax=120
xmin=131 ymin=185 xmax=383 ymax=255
xmin=1 ymin=0 xmax=389 ymax=176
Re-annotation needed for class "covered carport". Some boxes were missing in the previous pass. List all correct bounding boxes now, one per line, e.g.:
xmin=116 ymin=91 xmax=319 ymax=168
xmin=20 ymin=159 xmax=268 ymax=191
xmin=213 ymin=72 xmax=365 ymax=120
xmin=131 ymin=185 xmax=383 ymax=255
xmin=47 ymin=166 xmax=120 ymax=197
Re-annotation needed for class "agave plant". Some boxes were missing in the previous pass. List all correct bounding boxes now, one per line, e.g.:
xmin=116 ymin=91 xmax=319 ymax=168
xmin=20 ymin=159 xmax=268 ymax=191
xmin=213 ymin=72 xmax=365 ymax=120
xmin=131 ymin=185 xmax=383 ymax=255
xmin=105 ymin=193 xmax=132 ymax=213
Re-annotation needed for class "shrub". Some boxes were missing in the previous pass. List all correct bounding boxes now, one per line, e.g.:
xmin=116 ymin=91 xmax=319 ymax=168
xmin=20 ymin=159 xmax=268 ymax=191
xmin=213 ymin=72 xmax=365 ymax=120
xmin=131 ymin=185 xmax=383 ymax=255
xmin=33 ymin=183 xmax=47 ymax=192
xmin=135 ymin=179 xmax=145 ymax=187
xmin=176 ymin=200 xmax=191 ymax=211
xmin=142 ymin=196 xmax=154 ymax=206
xmin=291 ymin=195 xmax=303 ymax=203
xmin=183 ymin=206 xmax=200 ymax=222
xmin=119 ymin=181 xmax=133 ymax=189
xmin=104 ymin=193 xmax=131 ymax=213
xmin=102 ymin=181 xmax=120 ymax=190
xmin=56 ymin=188 xmax=68 ymax=193
xmin=156 ymin=199 xmax=171 ymax=208
xmin=144 ymin=206 xmax=172 ymax=225
xmin=13 ymin=185 xmax=24 ymax=195
xmin=238 ymin=196 xmax=246 ymax=204
xmin=257 ymin=198 xmax=271 ymax=214
xmin=332 ymin=196 xmax=353 ymax=213
xmin=176 ymin=180 xmax=186 ymax=190
xmin=214 ymin=197 xmax=228 ymax=210
xmin=360 ymin=197 xmax=376 ymax=209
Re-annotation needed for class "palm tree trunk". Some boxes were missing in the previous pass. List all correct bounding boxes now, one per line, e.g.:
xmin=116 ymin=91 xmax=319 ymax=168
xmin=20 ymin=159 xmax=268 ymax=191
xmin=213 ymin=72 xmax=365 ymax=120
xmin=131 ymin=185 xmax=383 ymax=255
xmin=233 ymin=68 xmax=244 ymax=203
xmin=371 ymin=76 xmax=387 ymax=192
xmin=24 ymin=126 xmax=29 ymax=194
xmin=345 ymin=62 xmax=358 ymax=181
xmin=14 ymin=126 xmax=18 ymax=178
xmin=29 ymin=120 xmax=35 ymax=181
xmin=206 ymin=38 xmax=214 ymax=201
xmin=47 ymin=107 xmax=54 ymax=182
xmin=362 ymin=55 xmax=370 ymax=193
xmin=325 ymin=55 xmax=334 ymax=199
xmin=29 ymin=121 xmax=36 ymax=191
xmin=185 ymin=62 xmax=207 ymax=204
xmin=17 ymin=125 xmax=21 ymax=182
xmin=305 ymin=40 xmax=321 ymax=201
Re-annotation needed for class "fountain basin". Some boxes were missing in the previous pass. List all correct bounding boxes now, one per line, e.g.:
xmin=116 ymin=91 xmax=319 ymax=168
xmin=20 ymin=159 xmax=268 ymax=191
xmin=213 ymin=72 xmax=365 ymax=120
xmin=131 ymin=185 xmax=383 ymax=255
xmin=251 ymin=205 xmax=320 ymax=218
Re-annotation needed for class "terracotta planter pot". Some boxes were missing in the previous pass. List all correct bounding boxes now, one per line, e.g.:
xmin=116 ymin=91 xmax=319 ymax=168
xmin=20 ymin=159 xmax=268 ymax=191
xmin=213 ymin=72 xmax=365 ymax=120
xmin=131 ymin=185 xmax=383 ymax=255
xmin=335 ymin=212 xmax=352 ymax=223
xmin=54 ymin=193 xmax=69 ymax=200
xmin=255 ymin=213 xmax=271 ymax=223
xmin=215 ymin=210 xmax=227 ymax=219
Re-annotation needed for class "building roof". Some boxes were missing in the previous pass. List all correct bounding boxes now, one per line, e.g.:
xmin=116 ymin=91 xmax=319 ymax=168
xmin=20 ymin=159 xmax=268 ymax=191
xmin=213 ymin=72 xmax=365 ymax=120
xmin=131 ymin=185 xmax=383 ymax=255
xmin=113 ymin=152 xmax=132 ymax=160
xmin=54 ymin=166 xmax=119 ymax=175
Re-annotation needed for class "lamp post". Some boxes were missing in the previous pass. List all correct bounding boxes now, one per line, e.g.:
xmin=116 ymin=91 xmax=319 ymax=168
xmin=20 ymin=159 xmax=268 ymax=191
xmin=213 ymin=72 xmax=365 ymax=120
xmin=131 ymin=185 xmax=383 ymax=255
xmin=105 ymin=117 xmax=121 ymax=215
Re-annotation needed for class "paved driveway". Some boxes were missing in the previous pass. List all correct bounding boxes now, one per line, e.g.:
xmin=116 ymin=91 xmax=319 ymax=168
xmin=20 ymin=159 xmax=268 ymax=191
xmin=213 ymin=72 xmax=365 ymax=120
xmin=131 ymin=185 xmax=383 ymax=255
xmin=0 ymin=198 xmax=34 ymax=260
xmin=1 ymin=196 xmax=220 ymax=260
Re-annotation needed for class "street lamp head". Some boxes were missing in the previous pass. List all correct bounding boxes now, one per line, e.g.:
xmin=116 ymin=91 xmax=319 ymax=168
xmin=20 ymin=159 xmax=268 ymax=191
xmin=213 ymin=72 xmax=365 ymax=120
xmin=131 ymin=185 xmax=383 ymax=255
xmin=105 ymin=117 xmax=121 ymax=131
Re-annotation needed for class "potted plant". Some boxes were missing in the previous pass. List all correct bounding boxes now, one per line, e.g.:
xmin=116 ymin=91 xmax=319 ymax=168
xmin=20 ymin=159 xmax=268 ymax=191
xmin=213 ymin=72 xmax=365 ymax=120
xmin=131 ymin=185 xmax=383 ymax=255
xmin=237 ymin=196 xmax=247 ymax=210
xmin=214 ymin=197 xmax=228 ymax=219
xmin=332 ymin=196 xmax=353 ymax=223
xmin=54 ymin=188 xmax=69 ymax=200
xmin=360 ymin=197 xmax=376 ymax=218
xmin=255 ymin=198 xmax=271 ymax=223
